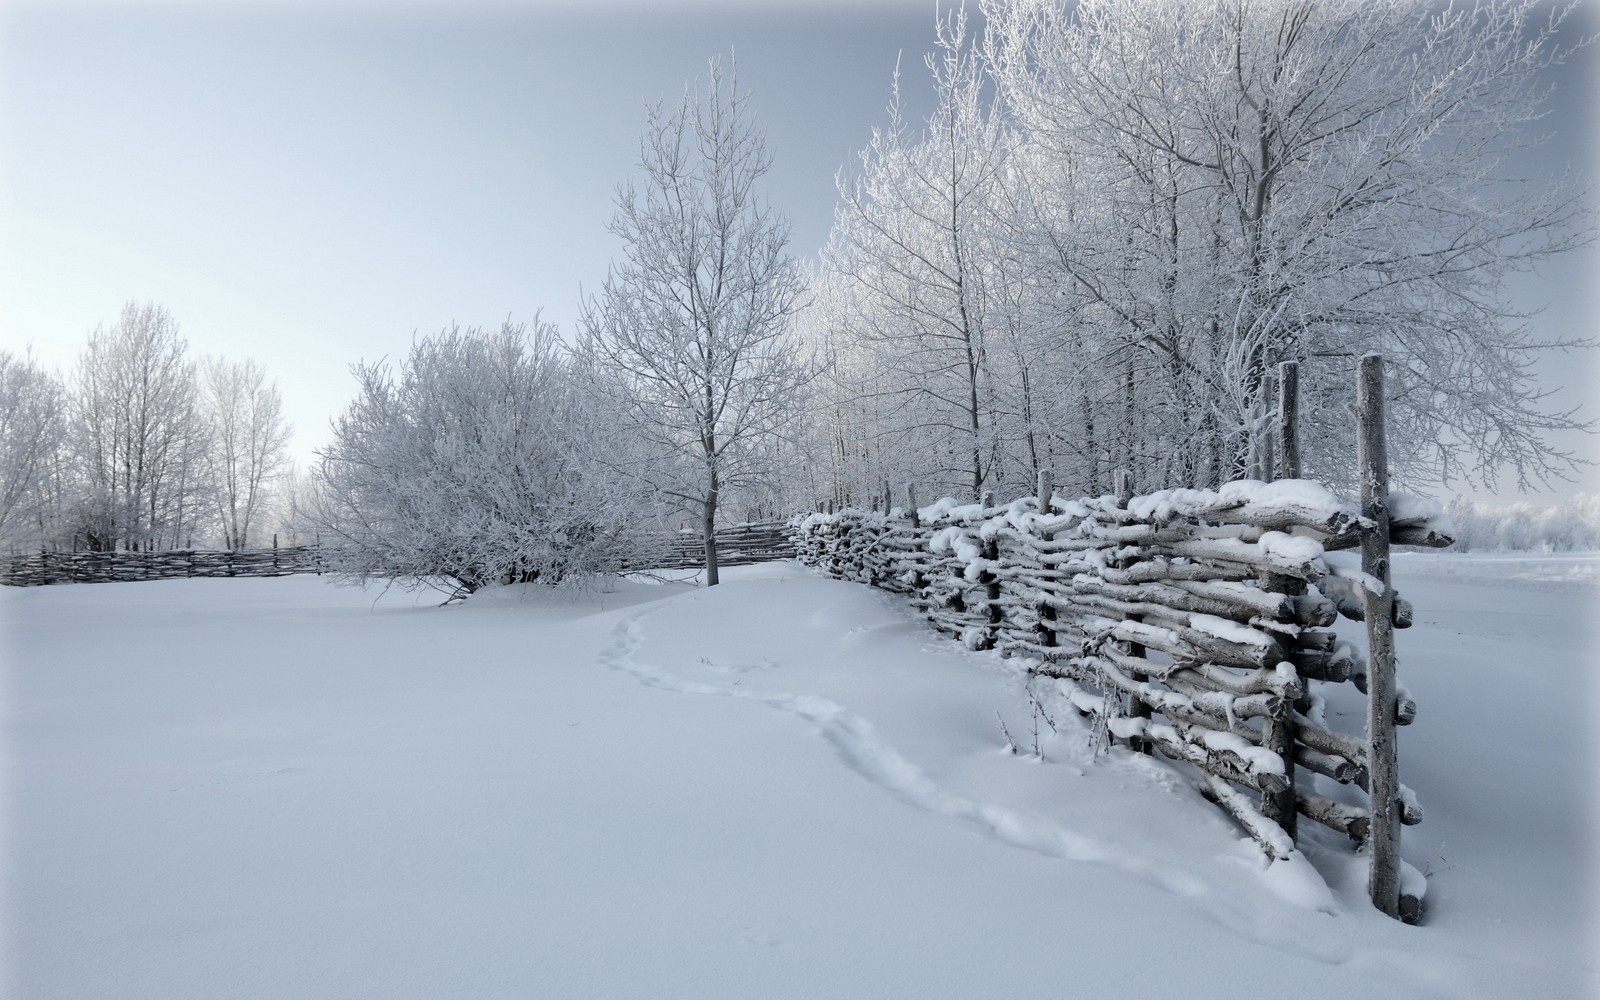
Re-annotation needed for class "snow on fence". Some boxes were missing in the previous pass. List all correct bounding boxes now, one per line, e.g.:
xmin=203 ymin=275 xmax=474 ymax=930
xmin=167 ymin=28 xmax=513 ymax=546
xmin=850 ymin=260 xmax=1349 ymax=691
xmin=795 ymin=356 xmax=1450 ymax=922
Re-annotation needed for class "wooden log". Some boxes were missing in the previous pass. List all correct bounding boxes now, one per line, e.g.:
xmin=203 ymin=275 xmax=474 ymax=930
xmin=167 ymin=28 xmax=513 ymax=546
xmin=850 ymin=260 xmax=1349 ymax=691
xmin=1292 ymin=711 xmax=1368 ymax=769
xmin=1297 ymin=793 xmax=1368 ymax=843
xmin=1359 ymin=353 xmax=1403 ymax=919
xmin=1294 ymin=644 xmax=1359 ymax=683
xmin=1168 ymin=538 xmax=1325 ymax=581
xmin=1099 ymin=560 xmax=1257 ymax=586
xmin=1166 ymin=661 xmax=1301 ymax=701
xmin=1297 ymin=745 xmax=1366 ymax=786
xmin=1198 ymin=773 xmax=1294 ymax=861
xmin=1111 ymin=617 xmax=1284 ymax=671
xmin=1067 ymin=576 xmax=1298 ymax=629
xmin=1149 ymin=723 xmax=1291 ymax=796
xmin=1317 ymin=575 xmax=1414 ymax=629
xmin=1048 ymin=653 xmax=1285 ymax=724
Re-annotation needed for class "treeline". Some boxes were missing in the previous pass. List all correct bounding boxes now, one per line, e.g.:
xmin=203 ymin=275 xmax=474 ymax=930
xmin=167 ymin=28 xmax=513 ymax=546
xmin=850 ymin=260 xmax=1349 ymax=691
xmin=1 ymin=302 xmax=291 ymax=554
xmin=803 ymin=0 xmax=1590 ymax=507
xmin=6 ymin=1 xmax=1589 ymax=591
xmin=1445 ymin=495 xmax=1600 ymax=553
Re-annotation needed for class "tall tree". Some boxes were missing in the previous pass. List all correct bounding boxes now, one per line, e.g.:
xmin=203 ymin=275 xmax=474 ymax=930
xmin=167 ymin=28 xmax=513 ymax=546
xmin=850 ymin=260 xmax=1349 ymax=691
xmin=580 ymin=56 xmax=809 ymax=585
xmin=826 ymin=10 xmax=1012 ymax=500
xmin=984 ymin=0 xmax=1594 ymax=490
xmin=0 ymin=351 xmax=67 ymax=551
xmin=201 ymin=357 xmax=291 ymax=549
xmin=69 ymin=302 xmax=211 ymax=550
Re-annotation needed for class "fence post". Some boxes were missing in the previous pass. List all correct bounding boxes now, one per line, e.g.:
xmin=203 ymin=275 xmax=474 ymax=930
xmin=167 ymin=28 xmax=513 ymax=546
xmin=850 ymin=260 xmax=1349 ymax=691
xmin=1260 ymin=369 xmax=1277 ymax=482
xmin=1034 ymin=469 xmax=1057 ymax=650
xmin=1358 ymin=353 xmax=1402 ymax=919
xmin=1278 ymin=361 xmax=1301 ymax=480
xmin=1111 ymin=469 xmax=1150 ymax=752
xmin=1259 ymin=361 xmax=1303 ymax=834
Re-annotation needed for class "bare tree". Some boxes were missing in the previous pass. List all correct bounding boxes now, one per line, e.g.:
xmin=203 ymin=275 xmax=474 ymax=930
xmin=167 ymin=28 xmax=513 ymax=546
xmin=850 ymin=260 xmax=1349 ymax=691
xmin=0 ymin=351 xmax=67 ymax=551
xmin=984 ymin=0 xmax=1594 ymax=490
xmin=69 ymin=302 xmax=211 ymax=550
xmin=580 ymin=56 xmax=809 ymax=585
xmin=825 ymin=10 xmax=1013 ymax=501
xmin=201 ymin=357 xmax=291 ymax=549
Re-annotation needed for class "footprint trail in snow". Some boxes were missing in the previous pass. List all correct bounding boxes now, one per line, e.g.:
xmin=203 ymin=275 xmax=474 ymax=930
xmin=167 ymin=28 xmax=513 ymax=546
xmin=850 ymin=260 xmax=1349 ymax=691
xmin=595 ymin=604 xmax=1370 ymax=967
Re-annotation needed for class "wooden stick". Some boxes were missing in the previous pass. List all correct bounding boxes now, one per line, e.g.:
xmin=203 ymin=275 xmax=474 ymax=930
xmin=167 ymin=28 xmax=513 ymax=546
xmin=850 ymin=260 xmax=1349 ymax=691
xmin=1359 ymin=353 xmax=1402 ymax=919
xmin=1279 ymin=361 xmax=1301 ymax=480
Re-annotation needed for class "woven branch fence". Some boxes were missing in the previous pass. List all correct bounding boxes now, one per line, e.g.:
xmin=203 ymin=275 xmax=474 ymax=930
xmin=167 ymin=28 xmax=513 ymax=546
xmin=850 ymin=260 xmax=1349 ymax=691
xmin=644 ymin=522 xmax=796 ymax=569
xmin=0 ymin=543 xmax=325 ymax=586
xmin=1 ymin=523 xmax=796 ymax=587
xmin=795 ymin=356 xmax=1448 ymax=922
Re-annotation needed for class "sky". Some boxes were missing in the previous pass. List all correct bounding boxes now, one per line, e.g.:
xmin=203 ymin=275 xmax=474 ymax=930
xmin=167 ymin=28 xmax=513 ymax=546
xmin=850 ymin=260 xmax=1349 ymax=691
xmin=1 ymin=0 xmax=1596 ymax=502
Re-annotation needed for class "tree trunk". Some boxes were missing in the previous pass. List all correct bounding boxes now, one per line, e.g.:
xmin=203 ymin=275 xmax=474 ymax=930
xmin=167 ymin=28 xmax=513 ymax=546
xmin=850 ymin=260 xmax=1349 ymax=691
xmin=703 ymin=475 xmax=721 ymax=587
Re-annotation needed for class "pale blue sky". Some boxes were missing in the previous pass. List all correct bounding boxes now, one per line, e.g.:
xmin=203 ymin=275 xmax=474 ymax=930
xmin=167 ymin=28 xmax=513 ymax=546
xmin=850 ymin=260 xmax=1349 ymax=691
xmin=2 ymin=0 xmax=1595 ymax=500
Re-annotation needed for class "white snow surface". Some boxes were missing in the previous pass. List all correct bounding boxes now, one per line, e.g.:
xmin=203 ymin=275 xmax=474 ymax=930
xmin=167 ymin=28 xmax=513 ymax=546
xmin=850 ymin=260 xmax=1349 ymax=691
xmin=3 ymin=557 xmax=1596 ymax=998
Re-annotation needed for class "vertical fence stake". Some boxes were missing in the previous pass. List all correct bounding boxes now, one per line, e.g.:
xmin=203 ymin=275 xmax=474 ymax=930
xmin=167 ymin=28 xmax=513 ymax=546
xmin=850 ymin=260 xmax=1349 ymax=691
xmin=1259 ymin=360 xmax=1303 ymax=832
xmin=1034 ymin=469 xmax=1057 ymax=650
xmin=1111 ymin=469 xmax=1149 ymax=751
xmin=1259 ymin=567 xmax=1302 ymax=837
xmin=1261 ymin=369 xmax=1278 ymax=482
xmin=1278 ymin=361 xmax=1301 ymax=480
xmin=1358 ymin=353 xmax=1402 ymax=919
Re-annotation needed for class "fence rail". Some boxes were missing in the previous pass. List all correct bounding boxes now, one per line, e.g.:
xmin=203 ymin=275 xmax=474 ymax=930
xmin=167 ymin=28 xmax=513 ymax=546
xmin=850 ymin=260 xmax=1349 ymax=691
xmin=0 ymin=522 xmax=797 ymax=588
xmin=0 ymin=545 xmax=325 ymax=586
xmin=647 ymin=522 xmax=796 ymax=569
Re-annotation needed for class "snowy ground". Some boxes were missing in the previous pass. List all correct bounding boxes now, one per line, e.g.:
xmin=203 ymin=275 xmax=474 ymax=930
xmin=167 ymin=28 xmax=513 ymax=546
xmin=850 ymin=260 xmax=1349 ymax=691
xmin=3 ymin=554 xmax=1596 ymax=998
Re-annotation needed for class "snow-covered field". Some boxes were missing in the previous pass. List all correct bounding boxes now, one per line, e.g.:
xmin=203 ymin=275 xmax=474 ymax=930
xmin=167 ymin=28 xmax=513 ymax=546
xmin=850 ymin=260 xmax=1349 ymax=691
xmin=3 ymin=554 xmax=1596 ymax=998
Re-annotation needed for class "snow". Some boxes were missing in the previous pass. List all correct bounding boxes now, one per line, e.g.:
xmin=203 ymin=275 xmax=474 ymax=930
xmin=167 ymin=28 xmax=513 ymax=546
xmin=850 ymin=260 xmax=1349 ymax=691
xmin=2 ymin=555 xmax=1596 ymax=998
xmin=1188 ymin=612 xmax=1275 ymax=648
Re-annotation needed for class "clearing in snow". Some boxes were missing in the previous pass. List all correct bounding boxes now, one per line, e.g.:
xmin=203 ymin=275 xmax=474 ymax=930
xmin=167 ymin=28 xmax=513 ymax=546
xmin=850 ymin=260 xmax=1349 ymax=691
xmin=2 ymin=555 xmax=1596 ymax=998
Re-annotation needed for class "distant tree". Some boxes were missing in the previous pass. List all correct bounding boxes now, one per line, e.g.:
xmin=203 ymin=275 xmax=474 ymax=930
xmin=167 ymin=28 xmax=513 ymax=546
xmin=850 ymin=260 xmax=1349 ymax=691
xmin=580 ymin=56 xmax=810 ymax=585
xmin=68 ymin=302 xmax=211 ymax=550
xmin=314 ymin=321 xmax=650 ymax=596
xmin=201 ymin=357 xmax=291 ymax=549
xmin=0 ymin=351 xmax=67 ymax=551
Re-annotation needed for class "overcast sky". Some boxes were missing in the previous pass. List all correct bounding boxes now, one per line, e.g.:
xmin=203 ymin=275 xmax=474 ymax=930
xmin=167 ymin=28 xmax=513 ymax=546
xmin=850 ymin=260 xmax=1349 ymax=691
xmin=2 ymin=0 xmax=1595 ymax=501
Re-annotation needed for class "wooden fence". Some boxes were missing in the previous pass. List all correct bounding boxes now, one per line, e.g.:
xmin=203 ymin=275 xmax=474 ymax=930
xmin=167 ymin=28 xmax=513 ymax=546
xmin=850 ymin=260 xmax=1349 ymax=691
xmin=646 ymin=522 xmax=797 ymax=569
xmin=1 ymin=522 xmax=797 ymax=588
xmin=0 ymin=543 xmax=325 ymax=586
xmin=795 ymin=356 xmax=1448 ymax=922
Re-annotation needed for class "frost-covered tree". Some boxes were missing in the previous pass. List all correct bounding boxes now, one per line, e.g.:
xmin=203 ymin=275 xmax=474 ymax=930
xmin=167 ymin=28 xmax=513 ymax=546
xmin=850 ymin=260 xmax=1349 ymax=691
xmin=201 ymin=357 xmax=291 ymax=549
xmin=0 ymin=351 xmax=67 ymax=551
xmin=824 ymin=10 xmax=1013 ymax=500
xmin=69 ymin=302 xmax=212 ymax=550
xmin=580 ymin=56 xmax=810 ymax=586
xmin=983 ymin=0 xmax=1594 ymax=490
xmin=314 ymin=321 xmax=651 ymax=595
